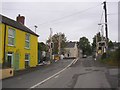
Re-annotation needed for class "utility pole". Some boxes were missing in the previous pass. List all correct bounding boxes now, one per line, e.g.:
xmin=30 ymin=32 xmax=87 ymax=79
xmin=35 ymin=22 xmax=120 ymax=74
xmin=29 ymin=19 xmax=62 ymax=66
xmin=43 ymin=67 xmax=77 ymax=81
xmin=49 ymin=28 xmax=53 ymax=62
xmin=103 ymin=1 xmax=108 ymax=45
xmin=58 ymin=33 xmax=61 ymax=55
xmin=101 ymin=25 xmax=104 ymax=41
xmin=96 ymin=33 xmax=98 ymax=58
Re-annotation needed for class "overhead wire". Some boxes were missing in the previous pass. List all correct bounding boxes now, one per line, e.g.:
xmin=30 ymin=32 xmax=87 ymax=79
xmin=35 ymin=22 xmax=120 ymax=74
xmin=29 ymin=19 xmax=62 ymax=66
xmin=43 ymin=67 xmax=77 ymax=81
xmin=36 ymin=3 xmax=103 ymax=26
xmin=3 ymin=2 xmax=104 ymax=31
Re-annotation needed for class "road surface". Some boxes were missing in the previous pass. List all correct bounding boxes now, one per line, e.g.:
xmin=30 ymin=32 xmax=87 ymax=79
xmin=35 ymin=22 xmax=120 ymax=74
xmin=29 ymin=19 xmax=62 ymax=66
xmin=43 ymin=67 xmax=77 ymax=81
xmin=2 ymin=57 xmax=119 ymax=89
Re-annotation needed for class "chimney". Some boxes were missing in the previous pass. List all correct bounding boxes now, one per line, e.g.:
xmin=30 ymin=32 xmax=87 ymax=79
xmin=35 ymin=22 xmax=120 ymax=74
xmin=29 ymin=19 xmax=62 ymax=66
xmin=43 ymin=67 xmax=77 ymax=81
xmin=16 ymin=14 xmax=25 ymax=25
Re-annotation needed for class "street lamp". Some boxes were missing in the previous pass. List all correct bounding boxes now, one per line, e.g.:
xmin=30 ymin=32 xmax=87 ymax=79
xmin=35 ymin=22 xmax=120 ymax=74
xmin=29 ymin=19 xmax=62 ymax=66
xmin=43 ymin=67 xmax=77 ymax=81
xmin=34 ymin=25 xmax=38 ymax=33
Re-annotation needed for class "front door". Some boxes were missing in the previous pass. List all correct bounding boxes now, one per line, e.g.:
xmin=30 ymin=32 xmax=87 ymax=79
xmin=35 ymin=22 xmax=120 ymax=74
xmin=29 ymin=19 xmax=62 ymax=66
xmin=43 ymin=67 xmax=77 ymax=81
xmin=14 ymin=53 xmax=19 ymax=70
xmin=7 ymin=52 xmax=13 ymax=68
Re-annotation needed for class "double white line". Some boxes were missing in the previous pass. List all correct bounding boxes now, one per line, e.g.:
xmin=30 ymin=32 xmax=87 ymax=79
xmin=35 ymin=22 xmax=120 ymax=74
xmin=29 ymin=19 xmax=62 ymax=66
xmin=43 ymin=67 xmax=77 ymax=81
xmin=72 ymin=58 xmax=79 ymax=64
xmin=29 ymin=58 xmax=78 ymax=89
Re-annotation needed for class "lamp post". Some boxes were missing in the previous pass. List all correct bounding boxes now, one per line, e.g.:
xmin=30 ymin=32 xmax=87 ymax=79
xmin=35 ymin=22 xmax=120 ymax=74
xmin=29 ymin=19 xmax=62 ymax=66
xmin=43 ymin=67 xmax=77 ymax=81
xmin=34 ymin=25 xmax=38 ymax=33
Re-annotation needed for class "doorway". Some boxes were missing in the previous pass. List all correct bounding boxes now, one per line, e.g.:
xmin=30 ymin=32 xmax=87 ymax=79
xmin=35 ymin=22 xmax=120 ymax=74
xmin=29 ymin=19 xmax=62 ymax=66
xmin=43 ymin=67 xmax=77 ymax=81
xmin=7 ymin=52 xmax=13 ymax=68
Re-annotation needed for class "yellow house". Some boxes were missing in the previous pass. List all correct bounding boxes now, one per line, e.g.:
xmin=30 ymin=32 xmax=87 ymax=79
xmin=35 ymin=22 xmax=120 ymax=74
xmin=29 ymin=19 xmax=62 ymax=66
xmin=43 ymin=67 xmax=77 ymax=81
xmin=0 ymin=14 xmax=39 ymax=70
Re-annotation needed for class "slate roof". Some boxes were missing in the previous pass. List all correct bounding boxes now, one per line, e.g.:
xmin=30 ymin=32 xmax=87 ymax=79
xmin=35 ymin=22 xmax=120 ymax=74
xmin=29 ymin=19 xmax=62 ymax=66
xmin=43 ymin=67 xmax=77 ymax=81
xmin=0 ymin=14 xmax=39 ymax=37
xmin=65 ymin=42 xmax=76 ymax=48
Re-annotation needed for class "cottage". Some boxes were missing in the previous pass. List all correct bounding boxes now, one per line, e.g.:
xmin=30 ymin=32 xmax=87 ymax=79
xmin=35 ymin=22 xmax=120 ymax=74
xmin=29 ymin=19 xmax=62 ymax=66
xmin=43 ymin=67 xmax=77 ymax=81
xmin=64 ymin=42 xmax=79 ymax=59
xmin=0 ymin=14 xmax=39 ymax=70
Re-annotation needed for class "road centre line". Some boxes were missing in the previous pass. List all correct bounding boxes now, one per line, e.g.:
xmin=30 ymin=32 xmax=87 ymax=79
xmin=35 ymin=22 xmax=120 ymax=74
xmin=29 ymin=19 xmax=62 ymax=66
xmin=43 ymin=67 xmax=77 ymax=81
xmin=54 ymin=75 xmax=59 ymax=78
xmin=28 ymin=59 xmax=76 ymax=89
xmin=73 ymin=58 xmax=79 ymax=64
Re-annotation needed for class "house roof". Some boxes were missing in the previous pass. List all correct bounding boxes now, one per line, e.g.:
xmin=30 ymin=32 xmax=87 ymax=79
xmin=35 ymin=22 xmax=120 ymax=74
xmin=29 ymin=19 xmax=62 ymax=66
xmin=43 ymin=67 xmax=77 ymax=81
xmin=65 ymin=42 xmax=76 ymax=48
xmin=0 ymin=14 xmax=39 ymax=37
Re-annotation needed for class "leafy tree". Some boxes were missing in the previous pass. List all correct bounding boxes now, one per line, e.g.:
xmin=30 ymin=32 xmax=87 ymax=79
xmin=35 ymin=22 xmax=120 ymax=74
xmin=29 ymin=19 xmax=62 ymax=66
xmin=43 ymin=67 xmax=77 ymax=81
xmin=78 ymin=37 xmax=92 ymax=55
xmin=108 ymin=40 xmax=114 ymax=49
xmin=92 ymin=32 xmax=114 ymax=51
xmin=47 ymin=33 xmax=67 ymax=54
xmin=38 ymin=42 xmax=48 ymax=52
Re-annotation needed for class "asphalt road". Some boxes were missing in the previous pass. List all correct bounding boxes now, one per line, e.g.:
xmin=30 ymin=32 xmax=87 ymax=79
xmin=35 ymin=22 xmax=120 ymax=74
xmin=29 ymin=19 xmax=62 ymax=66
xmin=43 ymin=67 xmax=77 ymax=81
xmin=2 ymin=59 xmax=74 ymax=88
xmin=34 ymin=57 xmax=111 ymax=88
xmin=2 ymin=56 xmax=119 ymax=89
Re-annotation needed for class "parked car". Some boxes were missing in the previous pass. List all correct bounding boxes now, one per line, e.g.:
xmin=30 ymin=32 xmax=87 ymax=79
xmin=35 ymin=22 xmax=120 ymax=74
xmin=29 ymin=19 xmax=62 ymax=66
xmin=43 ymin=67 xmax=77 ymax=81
xmin=82 ymin=55 xmax=87 ymax=58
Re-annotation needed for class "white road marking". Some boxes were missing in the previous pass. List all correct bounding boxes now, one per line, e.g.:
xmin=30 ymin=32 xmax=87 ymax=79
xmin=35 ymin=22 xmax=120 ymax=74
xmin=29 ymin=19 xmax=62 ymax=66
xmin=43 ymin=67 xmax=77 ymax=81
xmin=28 ymin=59 xmax=76 ymax=89
xmin=54 ymin=75 xmax=59 ymax=78
xmin=73 ymin=58 xmax=79 ymax=64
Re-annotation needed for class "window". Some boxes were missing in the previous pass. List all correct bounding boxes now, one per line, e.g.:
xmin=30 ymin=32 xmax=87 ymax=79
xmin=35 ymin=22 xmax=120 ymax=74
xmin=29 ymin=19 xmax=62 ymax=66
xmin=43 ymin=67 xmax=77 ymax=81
xmin=8 ymin=28 xmax=15 ymax=46
xmin=25 ymin=54 xmax=30 ymax=61
xmin=25 ymin=34 xmax=30 ymax=48
xmin=25 ymin=54 xmax=30 ymax=68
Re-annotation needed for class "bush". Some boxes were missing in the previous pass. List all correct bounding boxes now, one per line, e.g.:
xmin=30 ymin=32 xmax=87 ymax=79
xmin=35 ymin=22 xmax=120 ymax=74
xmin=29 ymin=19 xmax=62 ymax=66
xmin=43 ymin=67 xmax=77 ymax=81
xmin=99 ymin=47 xmax=120 ymax=66
xmin=101 ymin=53 xmax=107 ymax=60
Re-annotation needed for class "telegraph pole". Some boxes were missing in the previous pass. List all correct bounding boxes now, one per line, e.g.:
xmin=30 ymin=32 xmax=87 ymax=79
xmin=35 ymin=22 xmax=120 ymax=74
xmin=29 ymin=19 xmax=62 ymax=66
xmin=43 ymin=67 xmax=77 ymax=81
xmin=101 ymin=25 xmax=104 ymax=41
xmin=96 ymin=33 xmax=98 ymax=58
xmin=58 ymin=33 xmax=61 ymax=55
xmin=103 ymin=1 xmax=108 ymax=44
xmin=50 ymin=28 xmax=53 ymax=62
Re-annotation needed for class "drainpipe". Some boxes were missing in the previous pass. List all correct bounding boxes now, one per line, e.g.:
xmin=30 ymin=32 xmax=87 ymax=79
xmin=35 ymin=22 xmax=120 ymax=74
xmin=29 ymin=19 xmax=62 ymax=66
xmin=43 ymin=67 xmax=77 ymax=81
xmin=3 ymin=24 xmax=6 ymax=68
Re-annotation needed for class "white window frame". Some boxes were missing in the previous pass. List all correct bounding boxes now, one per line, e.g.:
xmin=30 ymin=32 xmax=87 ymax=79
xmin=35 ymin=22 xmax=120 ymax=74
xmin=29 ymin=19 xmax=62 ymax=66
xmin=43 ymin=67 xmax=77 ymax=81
xmin=8 ymin=28 xmax=15 ymax=46
xmin=25 ymin=54 xmax=30 ymax=62
xmin=25 ymin=33 xmax=30 ymax=49
xmin=25 ymin=54 xmax=30 ymax=67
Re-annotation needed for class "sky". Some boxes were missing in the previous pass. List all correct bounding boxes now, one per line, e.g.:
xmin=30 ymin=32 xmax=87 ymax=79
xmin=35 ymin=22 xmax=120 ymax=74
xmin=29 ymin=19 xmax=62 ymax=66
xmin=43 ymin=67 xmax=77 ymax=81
xmin=1 ymin=0 xmax=119 ymax=43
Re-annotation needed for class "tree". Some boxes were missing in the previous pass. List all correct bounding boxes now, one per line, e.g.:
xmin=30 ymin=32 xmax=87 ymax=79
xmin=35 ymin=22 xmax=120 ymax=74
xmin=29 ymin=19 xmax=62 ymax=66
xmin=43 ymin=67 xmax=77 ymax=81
xmin=92 ymin=32 xmax=114 ymax=51
xmin=78 ymin=37 xmax=92 ymax=55
xmin=38 ymin=42 xmax=48 ymax=52
xmin=108 ymin=40 xmax=114 ymax=49
xmin=47 ymin=33 xmax=67 ymax=54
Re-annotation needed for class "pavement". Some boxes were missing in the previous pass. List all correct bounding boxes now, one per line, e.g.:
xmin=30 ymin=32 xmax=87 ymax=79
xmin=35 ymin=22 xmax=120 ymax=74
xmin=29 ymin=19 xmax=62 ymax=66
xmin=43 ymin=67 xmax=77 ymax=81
xmin=3 ymin=61 xmax=51 ymax=79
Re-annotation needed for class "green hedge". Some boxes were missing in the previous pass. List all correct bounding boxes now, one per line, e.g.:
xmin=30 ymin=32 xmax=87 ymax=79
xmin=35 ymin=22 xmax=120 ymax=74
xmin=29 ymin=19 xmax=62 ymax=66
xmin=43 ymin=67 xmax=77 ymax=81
xmin=99 ymin=47 xmax=120 ymax=66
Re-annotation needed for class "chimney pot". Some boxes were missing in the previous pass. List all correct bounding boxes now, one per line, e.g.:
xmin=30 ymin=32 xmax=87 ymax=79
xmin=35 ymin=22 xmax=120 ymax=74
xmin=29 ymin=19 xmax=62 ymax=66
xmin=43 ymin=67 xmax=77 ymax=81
xmin=16 ymin=14 xmax=25 ymax=25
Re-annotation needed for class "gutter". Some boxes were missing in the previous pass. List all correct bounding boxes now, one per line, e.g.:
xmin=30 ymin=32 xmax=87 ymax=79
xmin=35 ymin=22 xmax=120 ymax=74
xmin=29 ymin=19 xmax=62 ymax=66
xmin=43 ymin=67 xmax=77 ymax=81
xmin=3 ymin=24 xmax=6 ymax=68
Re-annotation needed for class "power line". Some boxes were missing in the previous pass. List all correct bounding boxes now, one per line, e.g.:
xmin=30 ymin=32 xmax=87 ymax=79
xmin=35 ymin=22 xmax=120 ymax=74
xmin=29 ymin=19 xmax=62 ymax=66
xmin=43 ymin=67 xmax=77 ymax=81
xmin=3 ymin=3 xmax=103 ymax=28
xmin=36 ymin=3 xmax=102 ymax=26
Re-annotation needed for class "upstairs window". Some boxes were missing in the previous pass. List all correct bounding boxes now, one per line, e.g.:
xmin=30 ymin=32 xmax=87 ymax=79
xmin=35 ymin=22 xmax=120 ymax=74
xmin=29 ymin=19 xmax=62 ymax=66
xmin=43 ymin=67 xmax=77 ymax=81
xmin=8 ymin=28 xmax=15 ymax=46
xmin=25 ymin=33 xmax=30 ymax=49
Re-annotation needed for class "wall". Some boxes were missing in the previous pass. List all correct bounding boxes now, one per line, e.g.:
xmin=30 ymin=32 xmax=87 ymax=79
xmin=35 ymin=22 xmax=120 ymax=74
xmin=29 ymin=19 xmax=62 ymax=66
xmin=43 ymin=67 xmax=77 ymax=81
xmin=0 ymin=23 xmax=5 ymax=64
xmin=65 ymin=48 xmax=76 ymax=57
xmin=1 ymin=23 xmax=38 ymax=70
xmin=65 ymin=44 xmax=78 ymax=58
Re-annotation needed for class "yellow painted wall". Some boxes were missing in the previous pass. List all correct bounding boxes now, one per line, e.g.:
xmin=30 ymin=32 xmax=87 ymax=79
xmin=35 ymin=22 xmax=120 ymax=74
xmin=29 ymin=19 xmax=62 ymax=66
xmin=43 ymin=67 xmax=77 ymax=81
xmin=0 ymin=23 xmax=5 ymax=64
xmin=1 ymin=23 xmax=38 ymax=70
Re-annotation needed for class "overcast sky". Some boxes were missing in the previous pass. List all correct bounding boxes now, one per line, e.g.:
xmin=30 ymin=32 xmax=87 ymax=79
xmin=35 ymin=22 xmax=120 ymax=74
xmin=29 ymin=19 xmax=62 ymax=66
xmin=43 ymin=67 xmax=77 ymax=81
xmin=1 ymin=0 xmax=118 ymax=43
